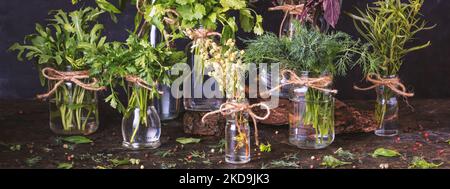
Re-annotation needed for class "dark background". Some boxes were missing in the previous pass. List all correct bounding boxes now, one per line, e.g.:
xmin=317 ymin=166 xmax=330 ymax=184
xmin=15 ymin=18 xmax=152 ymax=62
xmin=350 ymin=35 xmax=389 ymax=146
xmin=0 ymin=0 xmax=449 ymax=100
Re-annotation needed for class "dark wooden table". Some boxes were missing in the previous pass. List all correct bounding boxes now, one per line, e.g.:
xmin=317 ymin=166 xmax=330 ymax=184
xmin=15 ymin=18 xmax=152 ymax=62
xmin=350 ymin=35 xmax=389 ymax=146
xmin=0 ymin=99 xmax=449 ymax=169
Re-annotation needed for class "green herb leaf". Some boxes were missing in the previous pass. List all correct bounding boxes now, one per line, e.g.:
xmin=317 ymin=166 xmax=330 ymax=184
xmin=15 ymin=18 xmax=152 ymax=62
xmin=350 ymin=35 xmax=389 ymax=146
xmin=62 ymin=136 xmax=93 ymax=144
xmin=321 ymin=155 xmax=352 ymax=168
xmin=26 ymin=156 xmax=42 ymax=167
xmin=409 ymin=157 xmax=443 ymax=169
xmin=270 ymin=160 xmax=299 ymax=168
xmin=57 ymin=162 xmax=73 ymax=169
xmin=176 ymin=137 xmax=201 ymax=144
xmin=9 ymin=144 xmax=21 ymax=151
xmin=334 ymin=147 xmax=355 ymax=160
xmin=109 ymin=158 xmax=130 ymax=167
xmin=259 ymin=142 xmax=271 ymax=152
xmin=371 ymin=148 xmax=401 ymax=158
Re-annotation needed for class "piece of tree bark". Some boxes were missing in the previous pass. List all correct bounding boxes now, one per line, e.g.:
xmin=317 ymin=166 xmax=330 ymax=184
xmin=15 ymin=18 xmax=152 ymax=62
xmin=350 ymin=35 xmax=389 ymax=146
xmin=251 ymin=98 xmax=378 ymax=134
xmin=183 ymin=111 xmax=225 ymax=136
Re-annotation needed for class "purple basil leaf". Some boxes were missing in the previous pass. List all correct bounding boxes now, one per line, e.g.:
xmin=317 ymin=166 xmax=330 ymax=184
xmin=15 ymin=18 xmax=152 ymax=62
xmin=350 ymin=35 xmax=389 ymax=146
xmin=322 ymin=0 xmax=341 ymax=28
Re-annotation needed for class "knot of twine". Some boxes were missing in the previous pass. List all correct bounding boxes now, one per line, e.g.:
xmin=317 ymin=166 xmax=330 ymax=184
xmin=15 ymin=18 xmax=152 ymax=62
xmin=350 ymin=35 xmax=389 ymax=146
xmin=201 ymin=102 xmax=271 ymax=146
xmin=185 ymin=28 xmax=221 ymax=42
xmin=125 ymin=75 xmax=163 ymax=94
xmin=269 ymin=4 xmax=305 ymax=37
xmin=354 ymin=73 xmax=414 ymax=97
xmin=265 ymin=70 xmax=337 ymax=95
xmin=37 ymin=67 xmax=105 ymax=99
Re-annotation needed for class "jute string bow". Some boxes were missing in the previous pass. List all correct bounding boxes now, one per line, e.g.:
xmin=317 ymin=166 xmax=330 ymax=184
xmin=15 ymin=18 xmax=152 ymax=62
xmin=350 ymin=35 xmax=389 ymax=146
xmin=201 ymin=102 xmax=271 ymax=146
xmin=36 ymin=67 xmax=105 ymax=99
xmin=268 ymin=4 xmax=305 ymax=37
xmin=266 ymin=70 xmax=337 ymax=95
xmin=125 ymin=75 xmax=163 ymax=94
xmin=354 ymin=73 xmax=414 ymax=97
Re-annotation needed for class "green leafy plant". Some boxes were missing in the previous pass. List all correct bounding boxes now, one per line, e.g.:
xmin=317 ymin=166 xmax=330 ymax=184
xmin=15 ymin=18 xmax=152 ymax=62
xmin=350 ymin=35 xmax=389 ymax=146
xmin=245 ymin=21 xmax=364 ymax=76
xmin=408 ymin=156 xmax=443 ymax=169
xmin=146 ymin=0 xmax=263 ymax=41
xmin=9 ymin=7 xmax=107 ymax=72
xmin=245 ymin=22 xmax=366 ymax=146
xmin=348 ymin=0 xmax=434 ymax=76
xmin=9 ymin=8 xmax=108 ymax=133
xmin=321 ymin=155 xmax=351 ymax=168
xmin=91 ymin=34 xmax=185 ymax=144
xmin=348 ymin=0 xmax=434 ymax=131
xmin=371 ymin=148 xmax=401 ymax=158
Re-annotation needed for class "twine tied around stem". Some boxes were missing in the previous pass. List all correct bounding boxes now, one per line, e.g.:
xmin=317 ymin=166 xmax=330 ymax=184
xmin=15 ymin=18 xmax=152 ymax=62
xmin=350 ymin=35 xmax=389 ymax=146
xmin=125 ymin=75 xmax=163 ymax=94
xmin=201 ymin=102 xmax=271 ymax=146
xmin=36 ymin=67 xmax=105 ymax=100
xmin=354 ymin=73 xmax=414 ymax=97
xmin=185 ymin=28 xmax=222 ymax=42
xmin=268 ymin=4 xmax=305 ymax=37
xmin=264 ymin=70 xmax=337 ymax=96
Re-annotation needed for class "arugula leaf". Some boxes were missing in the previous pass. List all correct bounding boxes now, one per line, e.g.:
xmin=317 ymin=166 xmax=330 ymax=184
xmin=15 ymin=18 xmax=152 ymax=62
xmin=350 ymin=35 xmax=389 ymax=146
xmin=321 ymin=155 xmax=352 ymax=168
xmin=371 ymin=148 xmax=401 ymax=158
xmin=176 ymin=137 xmax=201 ymax=144
xmin=409 ymin=157 xmax=443 ymax=169
xmin=62 ymin=136 xmax=93 ymax=144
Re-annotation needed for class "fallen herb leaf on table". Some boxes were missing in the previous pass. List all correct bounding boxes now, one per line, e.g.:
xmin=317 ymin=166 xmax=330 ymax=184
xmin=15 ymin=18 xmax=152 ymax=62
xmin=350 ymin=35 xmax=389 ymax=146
xmin=161 ymin=163 xmax=177 ymax=169
xmin=334 ymin=147 xmax=354 ymax=160
xmin=208 ymin=139 xmax=226 ymax=149
xmin=57 ymin=162 xmax=73 ymax=169
xmin=130 ymin=158 xmax=140 ymax=165
xmin=321 ymin=155 xmax=352 ymax=168
xmin=25 ymin=156 xmax=42 ymax=167
xmin=62 ymin=136 xmax=93 ymax=144
xmin=176 ymin=137 xmax=201 ymax=144
xmin=270 ymin=160 xmax=300 ymax=168
xmin=154 ymin=150 xmax=174 ymax=158
xmin=109 ymin=158 xmax=130 ymax=167
xmin=371 ymin=148 xmax=401 ymax=158
xmin=9 ymin=144 xmax=21 ymax=151
xmin=259 ymin=142 xmax=271 ymax=152
xmin=409 ymin=157 xmax=443 ymax=169
xmin=446 ymin=140 xmax=450 ymax=145
xmin=190 ymin=151 xmax=206 ymax=159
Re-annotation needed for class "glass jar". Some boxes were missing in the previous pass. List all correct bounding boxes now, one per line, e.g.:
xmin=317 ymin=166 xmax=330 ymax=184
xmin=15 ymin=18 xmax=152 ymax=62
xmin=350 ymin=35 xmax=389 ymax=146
xmin=183 ymin=36 xmax=224 ymax=111
xmin=288 ymin=71 xmax=335 ymax=149
xmin=225 ymin=99 xmax=251 ymax=164
xmin=122 ymin=84 xmax=161 ymax=150
xmin=374 ymin=75 xmax=399 ymax=137
xmin=153 ymin=84 xmax=181 ymax=121
xmin=259 ymin=64 xmax=290 ymax=99
xmin=49 ymin=78 xmax=99 ymax=135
